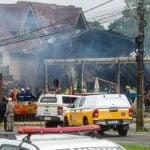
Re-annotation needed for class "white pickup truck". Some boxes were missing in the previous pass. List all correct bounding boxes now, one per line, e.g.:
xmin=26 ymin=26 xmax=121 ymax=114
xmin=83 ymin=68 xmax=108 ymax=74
xmin=36 ymin=94 xmax=80 ymax=127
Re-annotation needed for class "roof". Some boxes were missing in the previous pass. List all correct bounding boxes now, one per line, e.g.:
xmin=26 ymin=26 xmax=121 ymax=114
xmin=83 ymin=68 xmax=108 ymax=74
xmin=0 ymin=1 xmax=83 ymax=53
xmin=42 ymin=28 xmax=134 ymax=59
xmin=0 ymin=134 xmax=124 ymax=150
xmin=0 ymin=1 xmax=82 ymax=31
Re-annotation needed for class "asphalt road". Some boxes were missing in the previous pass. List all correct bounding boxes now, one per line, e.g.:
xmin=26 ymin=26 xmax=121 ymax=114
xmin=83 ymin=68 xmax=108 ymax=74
xmin=100 ymin=130 xmax=150 ymax=146
xmin=0 ymin=123 xmax=150 ymax=146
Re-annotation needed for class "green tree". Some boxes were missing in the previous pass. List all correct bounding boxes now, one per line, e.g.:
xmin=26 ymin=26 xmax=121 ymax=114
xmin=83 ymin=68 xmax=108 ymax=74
xmin=108 ymin=0 xmax=150 ymax=53
xmin=88 ymin=21 xmax=105 ymax=31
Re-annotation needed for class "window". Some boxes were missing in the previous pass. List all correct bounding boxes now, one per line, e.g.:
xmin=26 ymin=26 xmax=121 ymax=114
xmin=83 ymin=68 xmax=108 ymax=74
xmin=0 ymin=145 xmax=28 ymax=150
xmin=40 ymin=97 xmax=57 ymax=103
xmin=79 ymin=97 xmax=85 ymax=107
xmin=62 ymin=96 xmax=78 ymax=104
xmin=73 ymin=97 xmax=81 ymax=108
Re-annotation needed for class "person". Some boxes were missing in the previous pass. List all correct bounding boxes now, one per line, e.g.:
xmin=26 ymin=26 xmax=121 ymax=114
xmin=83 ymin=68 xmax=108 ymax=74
xmin=17 ymin=88 xmax=25 ymax=101
xmin=0 ymin=96 xmax=8 ymax=131
xmin=5 ymin=97 xmax=15 ymax=132
xmin=125 ymin=85 xmax=131 ymax=103
xmin=24 ymin=87 xmax=34 ymax=101
xmin=10 ymin=88 xmax=17 ymax=101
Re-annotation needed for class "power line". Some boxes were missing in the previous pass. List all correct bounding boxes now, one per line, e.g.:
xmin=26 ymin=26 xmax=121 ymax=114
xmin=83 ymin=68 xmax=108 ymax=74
xmin=0 ymin=0 xmax=114 ymax=44
xmin=1 ymin=27 xmax=79 ymax=46
xmin=84 ymin=0 xmax=114 ymax=13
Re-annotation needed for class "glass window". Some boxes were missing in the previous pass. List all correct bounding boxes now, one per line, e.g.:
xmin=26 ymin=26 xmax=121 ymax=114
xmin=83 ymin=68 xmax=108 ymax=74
xmin=1 ymin=145 xmax=18 ymax=150
xmin=79 ymin=97 xmax=85 ymax=107
xmin=40 ymin=97 xmax=57 ymax=103
xmin=73 ymin=97 xmax=81 ymax=108
xmin=62 ymin=96 xmax=78 ymax=104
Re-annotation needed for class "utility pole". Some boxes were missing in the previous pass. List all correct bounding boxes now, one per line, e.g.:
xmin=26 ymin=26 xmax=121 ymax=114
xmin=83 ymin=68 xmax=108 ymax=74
xmin=136 ymin=0 xmax=145 ymax=131
xmin=0 ymin=74 xmax=2 ymax=101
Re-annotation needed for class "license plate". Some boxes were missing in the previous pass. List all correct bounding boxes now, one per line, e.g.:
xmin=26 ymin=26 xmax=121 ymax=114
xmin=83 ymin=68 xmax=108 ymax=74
xmin=44 ymin=117 xmax=51 ymax=120
xmin=107 ymin=120 xmax=118 ymax=124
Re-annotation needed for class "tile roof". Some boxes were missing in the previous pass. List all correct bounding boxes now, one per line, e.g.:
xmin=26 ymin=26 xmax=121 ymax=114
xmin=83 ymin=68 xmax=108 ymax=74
xmin=0 ymin=1 xmax=83 ymax=53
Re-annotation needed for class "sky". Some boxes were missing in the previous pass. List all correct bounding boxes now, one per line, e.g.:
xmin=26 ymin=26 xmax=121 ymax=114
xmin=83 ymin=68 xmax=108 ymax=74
xmin=0 ymin=0 xmax=126 ymax=28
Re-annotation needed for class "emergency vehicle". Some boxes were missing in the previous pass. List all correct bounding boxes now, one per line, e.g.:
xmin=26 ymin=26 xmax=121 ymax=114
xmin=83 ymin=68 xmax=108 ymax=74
xmin=64 ymin=94 xmax=133 ymax=136
xmin=0 ymin=126 xmax=126 ymax=150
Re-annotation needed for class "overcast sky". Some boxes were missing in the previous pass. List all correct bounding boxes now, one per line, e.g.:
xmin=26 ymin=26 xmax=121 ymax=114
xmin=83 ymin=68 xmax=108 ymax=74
xmin=0 ymin=0 xmax=126 ymax=27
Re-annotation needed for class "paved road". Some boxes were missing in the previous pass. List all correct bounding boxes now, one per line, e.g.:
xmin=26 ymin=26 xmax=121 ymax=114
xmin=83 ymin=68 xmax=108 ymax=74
xmin=96 ymin=123 xmax=150 ymax=146
xmin=100 ymin=130 xmax=150 ymax=146
xmin=1 ymin=123 xmax=150 ymax=146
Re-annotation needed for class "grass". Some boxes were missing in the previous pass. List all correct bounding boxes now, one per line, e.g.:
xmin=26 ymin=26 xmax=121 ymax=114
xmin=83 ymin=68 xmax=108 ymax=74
xmin=121 ymin=144 xmax=150 ymax=150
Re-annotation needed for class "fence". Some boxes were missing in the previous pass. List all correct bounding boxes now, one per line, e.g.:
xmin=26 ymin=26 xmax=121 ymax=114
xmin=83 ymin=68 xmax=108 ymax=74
xmin=14 ymin=114 xmax=37 ymax=122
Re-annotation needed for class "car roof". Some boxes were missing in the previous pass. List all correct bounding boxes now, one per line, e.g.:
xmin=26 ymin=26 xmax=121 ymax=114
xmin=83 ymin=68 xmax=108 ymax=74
xmin=39 ymin=94 xmax=80 ymax=98
xmin=16 ymin=134 xmax=123 ymax=150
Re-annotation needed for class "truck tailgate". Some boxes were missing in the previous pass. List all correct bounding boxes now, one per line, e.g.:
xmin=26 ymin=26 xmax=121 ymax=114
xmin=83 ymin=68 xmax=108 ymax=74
xmin=37 ymin=104 xmax=59 ymax=116
xmin=97 ymin=108 xmax=131 ymax=120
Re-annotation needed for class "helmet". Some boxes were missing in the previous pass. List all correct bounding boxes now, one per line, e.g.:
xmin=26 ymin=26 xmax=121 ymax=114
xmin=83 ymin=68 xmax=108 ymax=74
xmin=21 ymin=88 xmax=25 ymax=91
xmin=8 ymin=97 xmax=12 ymax=101
xmin=26 ymin=87 xmax=30 ymax=90
xmin=126 ymin=85 xmax=130 ymax=89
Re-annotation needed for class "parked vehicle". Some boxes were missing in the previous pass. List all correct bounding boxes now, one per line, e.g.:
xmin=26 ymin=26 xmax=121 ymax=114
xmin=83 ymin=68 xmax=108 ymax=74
xmin=0 ymin=126 xmax=126 ymax=150
xmin=36 ymin=94 xmax=80 ymax=127
xmin=64 ymin=94 xmax=133 ymax=136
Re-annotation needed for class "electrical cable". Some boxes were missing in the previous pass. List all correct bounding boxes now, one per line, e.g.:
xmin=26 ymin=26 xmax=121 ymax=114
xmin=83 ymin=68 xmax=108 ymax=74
xmin=1 ymin=26 xmax=79 ymax=46
xmin=0 ymin=0 xmax=114 ymax=44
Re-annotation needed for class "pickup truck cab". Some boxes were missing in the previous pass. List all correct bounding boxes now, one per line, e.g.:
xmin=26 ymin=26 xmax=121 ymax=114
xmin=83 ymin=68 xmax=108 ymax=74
xmin=36 ymin=94 xmax=79 ymax=127
xmin=64 ymin=94 xmax=133 ymax=136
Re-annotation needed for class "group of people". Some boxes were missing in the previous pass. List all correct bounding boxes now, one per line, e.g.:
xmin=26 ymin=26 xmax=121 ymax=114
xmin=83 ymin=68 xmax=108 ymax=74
xmin=0 ymin=86 xmax=35 ymax=132
xmin=0 ymin=96 xmax=15 ymax=132
xmin=10 ymin=87 xmax=35 ymax=102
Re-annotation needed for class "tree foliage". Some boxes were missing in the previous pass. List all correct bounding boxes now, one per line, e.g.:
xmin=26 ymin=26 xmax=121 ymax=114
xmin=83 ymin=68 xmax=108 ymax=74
xmin=108 ymin=0 xmax=150 ymax=53
xmin=88 ymin=21 xmax=105 ymax=31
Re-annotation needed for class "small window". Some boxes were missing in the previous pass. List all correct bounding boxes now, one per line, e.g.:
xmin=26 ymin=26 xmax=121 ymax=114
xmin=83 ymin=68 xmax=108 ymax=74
xmin=1 ymin=145 xmax=18 ymax=150
xmin=73 ymin=97 xmax=81 ymax=108
xmin=40 ymin=97 xmax=57 ymax=103
xmin=79 ymin=97 xmax=85 ymax=107
xmin=62 ymin=97 xmax=78 ymax=104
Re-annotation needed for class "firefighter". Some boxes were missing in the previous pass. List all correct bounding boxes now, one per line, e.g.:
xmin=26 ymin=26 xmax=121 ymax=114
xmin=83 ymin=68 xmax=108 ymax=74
xmin=24 ymin=87 xmax=34 ymax=101
xmin=17 ymin=88 xmax=25 ymax=101
xmin=5 ymin=97 xmax=15 ymax=132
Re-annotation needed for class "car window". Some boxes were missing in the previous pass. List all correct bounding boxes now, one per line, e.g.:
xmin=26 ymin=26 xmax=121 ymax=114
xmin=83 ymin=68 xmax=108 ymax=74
xmin=62 ymin=97 xmax=78 ymax=104
xmin=73 ymin=97 xmax=81 ymax=108
xmin=79 ymin=97 xmax=85 ymax=107
xmin=40 ymin=97 xmax=57 ymax=103
xmin=0 ymin=145 xmax=27 ymax=150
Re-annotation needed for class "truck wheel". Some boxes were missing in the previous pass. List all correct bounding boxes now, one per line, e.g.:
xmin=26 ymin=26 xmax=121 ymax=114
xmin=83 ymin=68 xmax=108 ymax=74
xmin=45 ymin=121 xmax=51 ymax=127
xmin=83 ymin=118 xmax=89 ymax=125
xmin=64 ymin=117 xmax=69 ymax=127
xmin=45 ymin=121 xmax=57 ymax=127
xmin=118 ymin=125 xmax=129 ymax=136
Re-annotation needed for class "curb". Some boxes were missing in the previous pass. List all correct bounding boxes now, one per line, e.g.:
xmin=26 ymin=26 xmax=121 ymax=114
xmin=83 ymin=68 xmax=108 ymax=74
xmin=133 ymin=118 xmax=150 ymax=123
xmin=15 ymin=122 xmax=45 ymax=126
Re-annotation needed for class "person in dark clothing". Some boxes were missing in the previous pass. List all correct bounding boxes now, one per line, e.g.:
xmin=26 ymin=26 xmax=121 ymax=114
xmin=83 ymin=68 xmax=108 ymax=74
xmin=0 ymin=96 xmax=8 ymax=131
xmin=17 ymin=88 xmax=25 ymax=101
xmin=24 ymin=87 xmax=34 ymax=101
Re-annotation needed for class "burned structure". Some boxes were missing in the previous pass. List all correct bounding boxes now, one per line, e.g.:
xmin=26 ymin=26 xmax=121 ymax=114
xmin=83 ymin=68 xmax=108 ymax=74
xmin=0 ymin=1 xmax=147 ymax=95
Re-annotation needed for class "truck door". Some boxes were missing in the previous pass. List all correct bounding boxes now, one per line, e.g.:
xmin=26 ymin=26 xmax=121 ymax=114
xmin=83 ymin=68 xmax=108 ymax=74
xmin=70 ymin=97 xmax=85 ymax=125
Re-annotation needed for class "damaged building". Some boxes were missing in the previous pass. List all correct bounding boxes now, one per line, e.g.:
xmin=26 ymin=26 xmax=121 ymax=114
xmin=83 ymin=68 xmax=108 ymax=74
xmin=0 ymin=1 xmax=147 ymax=95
